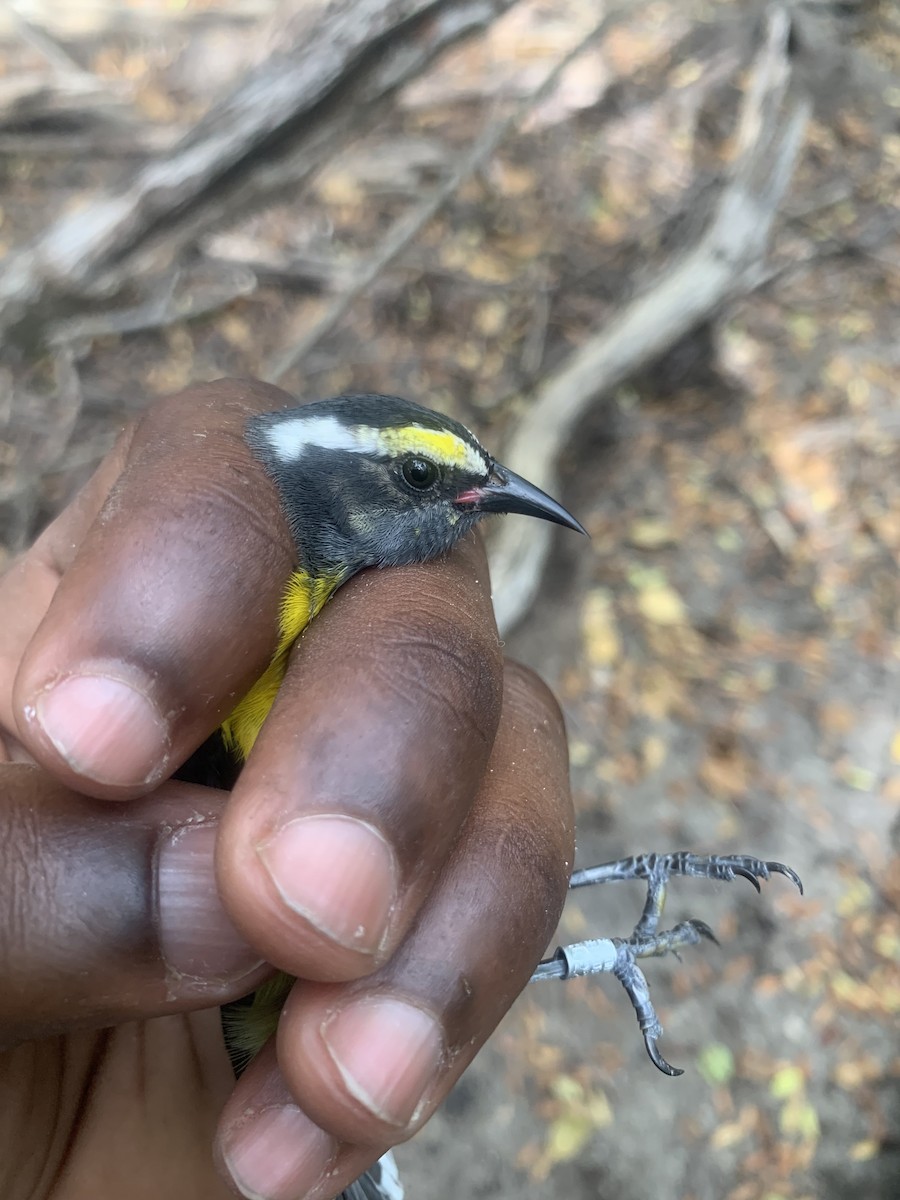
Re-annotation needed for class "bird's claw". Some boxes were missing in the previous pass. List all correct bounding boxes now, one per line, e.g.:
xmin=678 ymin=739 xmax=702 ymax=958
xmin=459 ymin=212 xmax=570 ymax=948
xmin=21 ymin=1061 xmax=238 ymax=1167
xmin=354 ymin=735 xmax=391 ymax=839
xmin=568 ymin=851 xmax=803 ymax=896
xmin=532 ymin=848 xmax=802 ymax=1076
xmin=644 ymin=1033 xmax=682 ymax=1077
xmin=695 ymin=855 xmax=803 ymax=896
xmin=683 ymin=918 xmax=718 ymax=946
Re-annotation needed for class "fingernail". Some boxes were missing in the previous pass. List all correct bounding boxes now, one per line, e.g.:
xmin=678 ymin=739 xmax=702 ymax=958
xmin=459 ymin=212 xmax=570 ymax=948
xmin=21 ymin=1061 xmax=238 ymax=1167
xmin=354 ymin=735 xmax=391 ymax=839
xmin=158 ymin=823 xmax=263 ymax=982
xmin=223 ymin=1105 xmax=336 ymax=1200
xmin=321 ymin=997 xmax=444 ymax=1127
xmin=31 ymin=673 xmax=169 ymax=786
xmin=257 ymin=816 xmax=398 ymax=955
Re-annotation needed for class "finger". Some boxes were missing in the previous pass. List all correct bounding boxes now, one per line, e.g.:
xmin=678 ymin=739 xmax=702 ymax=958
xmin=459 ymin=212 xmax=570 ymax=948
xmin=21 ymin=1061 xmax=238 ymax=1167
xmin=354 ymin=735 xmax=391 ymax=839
xmin=0 ymin=428 xmax=134 ymax=734
xmin=217 ymin=664 xmax=574 ymax=1200
xmin=216 ymin=532 xmax=504 ymax=982
xmin=0 ymin=764 xmax=268 ymax=1048
xmin=11 ymin=379 xmax=296 ymax=798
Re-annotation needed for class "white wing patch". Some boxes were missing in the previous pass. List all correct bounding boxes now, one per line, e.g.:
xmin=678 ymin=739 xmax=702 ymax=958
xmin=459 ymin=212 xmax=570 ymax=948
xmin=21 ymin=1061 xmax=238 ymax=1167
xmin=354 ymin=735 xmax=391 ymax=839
xmin=374 ymin=1151 xmax=404 ymax=1200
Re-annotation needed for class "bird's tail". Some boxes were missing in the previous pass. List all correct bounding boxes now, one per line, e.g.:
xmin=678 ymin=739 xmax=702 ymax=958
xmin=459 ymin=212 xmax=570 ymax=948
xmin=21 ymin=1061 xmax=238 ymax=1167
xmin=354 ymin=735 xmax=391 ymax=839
xmin=339 ymin=1151 xmax=404 ymax=1200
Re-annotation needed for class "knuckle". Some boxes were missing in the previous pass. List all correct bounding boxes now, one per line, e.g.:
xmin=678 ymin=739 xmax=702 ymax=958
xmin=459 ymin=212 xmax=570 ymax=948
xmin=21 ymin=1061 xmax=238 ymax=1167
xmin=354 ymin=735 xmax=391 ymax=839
xmin=0 ymin=773 xmax=152 ymax=1038
xmin=125 ymin=383 xmax=297 ymax=567
xmin=0 ymin=797 xmax=41 ymax=976
xmin=136 ymin=378 xmax=293 ymax=441
xmin=364 ymin=609 xmax=503 ymax=731
xmin=502 ymin=659 xmax=566 ymax=738
xmin=476 ymin=794 xmax=572 ymax=933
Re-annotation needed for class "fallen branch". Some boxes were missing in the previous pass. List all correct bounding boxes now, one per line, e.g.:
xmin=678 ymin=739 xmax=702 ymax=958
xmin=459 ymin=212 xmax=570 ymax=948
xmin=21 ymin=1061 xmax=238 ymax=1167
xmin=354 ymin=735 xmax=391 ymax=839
xmin=0 ymin=70 xmax=132 ymax=127
xmin=489 ymin=6 xmax=812 ymax=634
xmin=47 ymin=265 xmax=258 ymax=346
xmin=265 ymin=3 xmax=631 ymax=382
xmin=8 ymin=5 xmax=103 ymax=82
xmin=0 ymin=0 xmax=520 ymax=341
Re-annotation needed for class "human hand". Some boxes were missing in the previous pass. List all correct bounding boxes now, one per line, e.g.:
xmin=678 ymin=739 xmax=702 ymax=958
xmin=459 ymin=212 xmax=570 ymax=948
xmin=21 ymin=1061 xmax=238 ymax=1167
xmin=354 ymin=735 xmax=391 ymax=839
xmin=0 ymin=379 xmax=575 ymax=1200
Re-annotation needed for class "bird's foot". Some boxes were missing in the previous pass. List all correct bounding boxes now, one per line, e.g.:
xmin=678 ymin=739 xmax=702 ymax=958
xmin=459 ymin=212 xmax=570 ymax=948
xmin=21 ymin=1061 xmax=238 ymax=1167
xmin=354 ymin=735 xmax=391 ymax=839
xmin=568 ymin=851 xmax=802 ymax=900
xmin=530 ymin=850 xmax=802 ymax=1076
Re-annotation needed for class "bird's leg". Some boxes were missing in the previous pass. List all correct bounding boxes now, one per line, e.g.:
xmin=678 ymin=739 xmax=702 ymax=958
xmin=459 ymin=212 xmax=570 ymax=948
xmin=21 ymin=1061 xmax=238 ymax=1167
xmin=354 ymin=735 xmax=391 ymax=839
xmin=530 ymin=852 xmax=802 ymax=1076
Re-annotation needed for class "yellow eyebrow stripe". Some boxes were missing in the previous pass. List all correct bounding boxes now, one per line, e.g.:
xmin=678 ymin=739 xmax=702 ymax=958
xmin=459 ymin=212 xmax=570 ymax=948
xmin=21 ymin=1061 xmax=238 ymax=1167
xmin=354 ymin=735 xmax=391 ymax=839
xmin=376 ymin=425 xmax=483 ymax=471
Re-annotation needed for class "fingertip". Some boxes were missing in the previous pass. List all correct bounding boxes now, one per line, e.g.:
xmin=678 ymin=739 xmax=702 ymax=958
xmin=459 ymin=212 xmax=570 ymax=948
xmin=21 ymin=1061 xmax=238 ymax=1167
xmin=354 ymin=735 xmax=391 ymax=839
xmin=157 ymin=822 xmax=265 ymax=983
xmin=317 ymin=995 xmax=444 ymax=1129
xmin=271 ymin=982 xmax=446 ymax=1151
xmin=255 ymin=815 xmax=400 ymax=960
xmin=502 ymin=658 xmax=567 ymax=740
xmin=20 ymin=669 xmax=172 ymax=794
xmin=11 ymin=379 xmax=303 ymax=798
xmin=217 ymin=1042 xmax=340 ymax=1200
xmin=217 ymin=542 xmax=510 ymax=985
xmin=0 ymin=768 xmax=269 ymax=1038
xmin=221 ymin=1103 xmax=337 ymax=1200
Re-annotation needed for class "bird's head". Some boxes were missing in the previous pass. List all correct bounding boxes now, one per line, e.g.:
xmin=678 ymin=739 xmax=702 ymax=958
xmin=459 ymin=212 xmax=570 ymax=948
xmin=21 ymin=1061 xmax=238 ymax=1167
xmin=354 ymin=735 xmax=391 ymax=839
xmin=247 ymin=393 xmax=585 ymax=577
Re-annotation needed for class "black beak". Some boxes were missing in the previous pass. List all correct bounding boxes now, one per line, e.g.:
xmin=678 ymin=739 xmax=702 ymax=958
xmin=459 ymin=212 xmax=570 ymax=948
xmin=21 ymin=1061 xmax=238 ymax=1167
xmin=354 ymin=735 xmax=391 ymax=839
xmin=457 ymin=463 xmax=587 ymax=535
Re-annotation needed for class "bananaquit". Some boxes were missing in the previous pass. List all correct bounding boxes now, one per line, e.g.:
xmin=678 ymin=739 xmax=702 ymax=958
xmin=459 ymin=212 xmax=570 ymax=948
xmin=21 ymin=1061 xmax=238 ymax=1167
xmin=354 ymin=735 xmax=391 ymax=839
xmin=176 ymin=393 xmax=585 ymax=1200
xmin=179 ymin=394 xmax=800 ymax=1200
xmin=180 ymin=391 xmax=585 ymax=794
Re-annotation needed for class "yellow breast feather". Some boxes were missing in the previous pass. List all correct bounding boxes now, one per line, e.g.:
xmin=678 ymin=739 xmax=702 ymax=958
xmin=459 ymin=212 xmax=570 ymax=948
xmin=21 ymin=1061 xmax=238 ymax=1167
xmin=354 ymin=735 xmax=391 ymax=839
xmin=222 ymin=971 xmax=294 ymax=1067
xmin=221 ymin=567 xmax=346 ymax=761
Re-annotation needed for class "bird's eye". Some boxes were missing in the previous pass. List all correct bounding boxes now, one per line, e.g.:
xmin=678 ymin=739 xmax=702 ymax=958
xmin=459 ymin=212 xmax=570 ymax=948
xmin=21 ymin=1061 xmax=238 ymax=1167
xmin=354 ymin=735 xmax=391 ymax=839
xmin=401 ymin=457 xmax=440 ymax=490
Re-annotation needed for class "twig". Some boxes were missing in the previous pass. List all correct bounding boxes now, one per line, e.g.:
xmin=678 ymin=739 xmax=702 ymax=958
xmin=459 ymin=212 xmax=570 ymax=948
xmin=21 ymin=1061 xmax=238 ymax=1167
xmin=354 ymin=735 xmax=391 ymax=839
xmin=0 ymin=0 xmax=521 ymax=341
xmin=47 ymin=266 xmax=257 ymax=346
xmin=520 ymin=269 xmax=551 ymax=379
xmin=265 ymin=4 xmax=630 ymax=383
xmin=0 ymin=70 xmax=131 ymax=124
xmin=788 ymin=411 xmax=900 ymax=452
xmin=8 ymin=5 xmax=96 ymax=81
xmin=489 ymin=6 xmax=812 ymax=633
xmin=727 ymin=481 xmax=798 ymax=558
xmin=0 ymin=125 xmax=179 ymax=158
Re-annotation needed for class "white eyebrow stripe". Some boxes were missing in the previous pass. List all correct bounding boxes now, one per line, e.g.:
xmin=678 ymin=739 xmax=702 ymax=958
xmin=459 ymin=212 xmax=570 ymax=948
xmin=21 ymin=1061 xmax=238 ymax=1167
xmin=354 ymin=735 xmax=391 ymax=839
xmin=265 ymin=414 xmax=489 ymax=474
xmin=446 ymin=440 xmax=487 ymax=474
xmin=459 ymin=442 xmax=488 ymax=474
xmin=265 ymin=415 xmax=380 ymax=461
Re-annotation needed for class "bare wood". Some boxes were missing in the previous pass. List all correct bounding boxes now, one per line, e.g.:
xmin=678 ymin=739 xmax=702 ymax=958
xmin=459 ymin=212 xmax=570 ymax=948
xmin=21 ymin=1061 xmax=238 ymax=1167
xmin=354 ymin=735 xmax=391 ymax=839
xmin=7 ymin=4 xmax=98 ymax=79
xmin=265 ymin=3 xmax=632 ymax=383
xmin=489 ymin=7 xmax=812 ymax=634
xmin=0 ymin=126 xmax=180 ymax=157
xmin=0 ymin=70 xmax=131 ymax=123
xmin=47 ymin=265 xmax=258 ymax=346
xmin=0 ymin=0 xmax=519 ymax=339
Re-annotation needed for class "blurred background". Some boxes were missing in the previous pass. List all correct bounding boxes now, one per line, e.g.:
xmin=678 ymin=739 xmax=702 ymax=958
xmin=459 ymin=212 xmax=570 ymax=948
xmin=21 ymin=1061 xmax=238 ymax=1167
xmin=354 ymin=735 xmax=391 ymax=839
xmin=1 ymin=1 xmax=898 ymax=1197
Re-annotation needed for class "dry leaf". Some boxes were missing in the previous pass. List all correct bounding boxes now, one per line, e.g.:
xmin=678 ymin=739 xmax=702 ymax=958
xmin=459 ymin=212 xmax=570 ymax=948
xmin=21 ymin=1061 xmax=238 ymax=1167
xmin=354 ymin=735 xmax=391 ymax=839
xmin=636 ymin=584 xmax=686 ymax=626
xmin=582 ymin=588 xmax=621 ymax=666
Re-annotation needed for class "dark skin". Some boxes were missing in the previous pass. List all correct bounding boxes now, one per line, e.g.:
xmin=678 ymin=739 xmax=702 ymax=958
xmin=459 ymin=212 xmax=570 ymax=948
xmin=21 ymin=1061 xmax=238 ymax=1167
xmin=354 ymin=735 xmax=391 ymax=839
xmin=0 ymin=380 xmax=575 ymax=1200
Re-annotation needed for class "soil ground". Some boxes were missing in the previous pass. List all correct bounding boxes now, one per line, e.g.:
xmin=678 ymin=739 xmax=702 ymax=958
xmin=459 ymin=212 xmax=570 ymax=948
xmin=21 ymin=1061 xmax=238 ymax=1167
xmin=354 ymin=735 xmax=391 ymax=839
xmin=2 ymin=3 xmax=898 ymax=1198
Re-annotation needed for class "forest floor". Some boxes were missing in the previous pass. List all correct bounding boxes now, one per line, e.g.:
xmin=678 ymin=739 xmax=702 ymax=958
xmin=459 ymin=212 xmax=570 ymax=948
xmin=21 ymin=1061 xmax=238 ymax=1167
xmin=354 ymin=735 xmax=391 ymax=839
xmin=2 ymin=2 xmax=898 ymax=1198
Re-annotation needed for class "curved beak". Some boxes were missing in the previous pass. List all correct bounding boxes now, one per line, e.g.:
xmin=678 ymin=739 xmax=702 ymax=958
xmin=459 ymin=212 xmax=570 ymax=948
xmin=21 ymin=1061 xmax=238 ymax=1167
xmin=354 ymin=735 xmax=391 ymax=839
xmin=456 ymin=463 xmax=587 ymax=535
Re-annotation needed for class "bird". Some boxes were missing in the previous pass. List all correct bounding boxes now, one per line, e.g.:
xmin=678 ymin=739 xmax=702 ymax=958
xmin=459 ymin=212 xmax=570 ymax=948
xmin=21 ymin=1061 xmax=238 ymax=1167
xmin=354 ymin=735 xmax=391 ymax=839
xmin=233 ymin=391 xmax=585 ymax=764
xmin=175 ymin=392 xmax=587 ymax=1200
xmin=179 ymin=390 xmax=585 ymax=792
xmin=177 ymin=392 xmax=801 ymax=1200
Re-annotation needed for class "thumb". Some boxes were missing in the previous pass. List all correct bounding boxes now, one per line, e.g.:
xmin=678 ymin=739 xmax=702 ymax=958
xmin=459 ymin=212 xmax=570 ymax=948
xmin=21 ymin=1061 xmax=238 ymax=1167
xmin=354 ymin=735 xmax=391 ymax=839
xmin=0 ymin=766 xmax=267 ymax=1047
